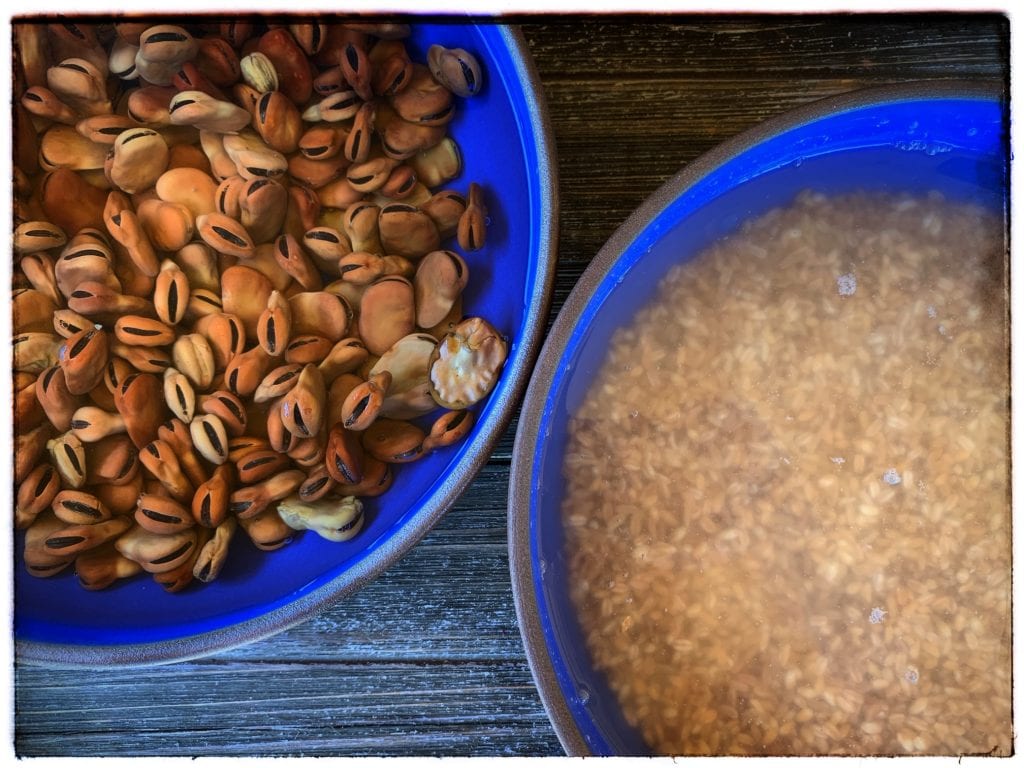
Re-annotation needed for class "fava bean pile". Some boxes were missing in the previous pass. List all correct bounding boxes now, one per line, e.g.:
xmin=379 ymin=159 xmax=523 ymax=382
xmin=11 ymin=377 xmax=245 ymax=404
xmin=12 ymin=19 xmax=508 ymax=592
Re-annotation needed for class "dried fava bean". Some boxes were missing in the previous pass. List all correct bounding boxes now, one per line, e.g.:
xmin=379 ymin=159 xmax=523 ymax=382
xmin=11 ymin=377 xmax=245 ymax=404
xmin=341 ymin=371 xmax=391 ymax=431
xmin=190 ymin=414 xmax=230 ymax=465
xmin=21 ymin=253 xmax=63 ymax=307
xmin=378 ymin=203 xmax=440 ymax=258
xmin=153 ymin=259 xmax=191 ymax=326
xmin=116 ymin=525 xmax=199 ymax=574
xmin=114 ymin=315 xmax=176 ymax=347
xmin=427 ymin=45 xmax=483 ymax=98
xmin=114 ymin=371 xmax=168 ymax=449
xmin=236 ymin=449 xmax=291 ymax=484
xmin=239 ymin=178 xmax=288 ymax=245
xmin=312 ymin=65 xmax=346 ymax=96
xmin=345 ymin=102 xmax=376 ymax=165
xmin=229 ymin=469 xmax=305 ymax=520
xmin=257 ymin=290 xmax=292 ymax=356
xmin=138 ymin=24 xmax=197 ymax=65
xmin=288 ymin=291 xmax=351 ymax=342
xmin=36 ymin=365 xmax=82 ymax=432
xmin=93 ymin=473 xmax=145 ymax=516
xmin=391 ymin=63 xmax=454 ymax=127
xmin=278 ymin=363 xmax=327 ymax=438
xmin=299 ymin=123 xmax=347 ymax=161
xmin=415 ymin=249 xmax=468 ymax=328
xmin=58 ymin=326 xmax=109 ymax=395
xmin=273 ymin=234 xmax=323 ymax=291
xmin=43 ymin=516 xmax=132 ymax=558
xmin=225 ymin=345 xmax=273 ymax=396
xmin=195 ymin=35 xmax=241 ymax=86
xmin=256 ymin=27 xmax=312 ymax=105
xmin=153 ymin=527 xmax=206 ymax=590
xmin=109 ymin=128 xmax=170 ymax=195
xmin=156 ymin=168 xmax=219 ymax=220
xmin=196 ymin=212 xmax=256 ymax=259
xmin=17 ymin=424 xmax=55 ymax=488
xmin=21 ymin=86 xmax=79 ymax=125
xmin=14 ymin=289 xmax=60 ymax=335
xmin=139 ymin=439 xmax=194 ymax=502
xmin=14 ymin=221 xmax=67 ymax=254
xmin=339 ymin=40 xmax=372 ymax=101
xmin=192 ymin=463 xmax=233 ymax=527
xmin=16 ymin=463 xmax=62 ymax=529
xmin=39 ymin=124 xmax=109 ymax=172
xmin=298 ymin=463 xmax=336 ymax=502
xmin=370 ymin=333 xmax=438 ymax=419
xmin=199 ymin=390 xmax=248 ymax=437
xmin=238 ymin=506 xmax=293 ymax=551
xmin=193 ymin=517 xmax=237 ymax=582
xmin=227 ymin=435 xmax=270 ymax=463
xmin=458 ymin=182 xmax=488 ymax=252
xmin=221 ymin=265 xmax=274 ymax=339
xmin=172 ymin=332 xmax=216 ymax=390
xmin=335 ymin=454 xmax=392 ymax=498
xmin=157 ymin=419 xmax=209 ymax=488
xmin=137 ymin=199 xmax=197 ymax=255
xmin=325 ymin=422 xmax=364 ymax=485
xmin=423 ymin=409 xmax=475 ymax=452
xmin=303 ymin=90 xmax=361 ymax=124
xmin=69 ymin=405 xmax=127 ymax=442
xmin=362 ymin=418 xmax=426 ymax=464
xmin=277 ymin=494 xmax=365 ymax=543
xmin=240 ymin=51 xmax=278 ymax=93
xmin=76 ymin=545 xmax=144 ymax=590
xmin=428 ymin=317 xmax=508 ymax=410
xmin=172 ymin=62 xmax=226 ymax=100
xmin=23 ymin=511 xmax=75 ymax=577
xmin=359 ymin=276 xmax=416 ymax=356
xmin=254 ymin=91 xmax=303 ymax=154
xmin=135 ymin=493 xmax=194 ymax=535
xmin=319 ymin=337 xmax=370 ymax=382
xmin=87 ymin=434 xmax=140 ymax=487
xmin=13 ymin=331 xmax=61 ymax=375
xmin=409 ymin=139 xmax=462 ymax=189
xmin=163 ymin=367 xmax=197 ymax=422
xmin=46 ymin=57 xmax=110 ymax=114
xmin=52 ymin=489 xmax=112 ymax=525
xmin=193 ymin=311 xmax=245 ymax=370
xmin=286 ymin=435 xmax=323 ymax=467
xmin=370 ymin=40 xmax=414 ymax=97
xmin=254 ymin=362 xmax=303 ymax=403
xmin=76 ymin=114 xmax=140 ymax=145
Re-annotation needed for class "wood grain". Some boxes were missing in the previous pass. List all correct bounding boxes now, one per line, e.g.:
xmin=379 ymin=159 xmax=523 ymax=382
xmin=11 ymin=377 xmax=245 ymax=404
xmin=14 ymin=16 xmax=1008 ymax=758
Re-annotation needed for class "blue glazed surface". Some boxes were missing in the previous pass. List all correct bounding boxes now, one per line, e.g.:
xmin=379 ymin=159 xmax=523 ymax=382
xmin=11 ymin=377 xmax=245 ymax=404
xmin=16 ymin=24 xmax=555 ymax=660
xmin=527 ymin=94 xmax=1005 ymax=755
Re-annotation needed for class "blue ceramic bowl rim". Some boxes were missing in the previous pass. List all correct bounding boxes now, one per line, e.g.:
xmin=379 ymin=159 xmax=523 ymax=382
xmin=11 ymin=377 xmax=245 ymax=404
xmin=17 ymin=23 xmax=559 ymax=669
xmin=508 ymin=80 xmax=1005 ymax=755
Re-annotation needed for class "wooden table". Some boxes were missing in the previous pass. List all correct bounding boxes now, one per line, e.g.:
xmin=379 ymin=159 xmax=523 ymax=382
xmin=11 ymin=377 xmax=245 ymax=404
xmin=14 ymin=15 xmax=1008 ymax=757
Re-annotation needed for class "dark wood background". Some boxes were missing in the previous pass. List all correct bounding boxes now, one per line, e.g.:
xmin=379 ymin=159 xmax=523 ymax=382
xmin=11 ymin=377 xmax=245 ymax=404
xmin=13 ymin=15 xmax=1009 ymax=757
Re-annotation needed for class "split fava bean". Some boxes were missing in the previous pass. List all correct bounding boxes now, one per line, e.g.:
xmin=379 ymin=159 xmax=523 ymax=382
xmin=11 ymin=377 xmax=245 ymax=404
xmin=13 ymin=16 xmax=507 ymax=594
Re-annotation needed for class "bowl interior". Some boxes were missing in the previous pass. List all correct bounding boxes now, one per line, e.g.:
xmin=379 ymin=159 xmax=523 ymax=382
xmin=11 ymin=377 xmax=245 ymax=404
xmin=16 ymin=23 xmax=554 ymax=658
xmin=521 ymin=90 xmax=1006 ymax=754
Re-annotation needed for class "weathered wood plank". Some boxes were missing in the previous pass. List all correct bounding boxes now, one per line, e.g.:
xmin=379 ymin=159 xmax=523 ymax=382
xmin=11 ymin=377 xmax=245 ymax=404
xmin=15 ymin=661 xmax=559 ymax=756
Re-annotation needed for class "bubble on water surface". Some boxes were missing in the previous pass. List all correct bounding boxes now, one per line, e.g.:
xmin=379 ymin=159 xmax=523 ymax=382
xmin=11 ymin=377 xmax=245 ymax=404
xmin=883 ymin=468 xmax=902 ymax=485
xmin=837 ymin=273 xmax=857 ymax=296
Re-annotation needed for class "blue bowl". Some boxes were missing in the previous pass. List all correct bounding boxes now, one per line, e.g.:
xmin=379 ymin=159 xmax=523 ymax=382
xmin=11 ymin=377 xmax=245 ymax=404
xmin=16 ymin=22 xmax=558 ymax=667
xmin=509 ymin=82 xmax=1007 ymax=755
